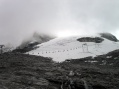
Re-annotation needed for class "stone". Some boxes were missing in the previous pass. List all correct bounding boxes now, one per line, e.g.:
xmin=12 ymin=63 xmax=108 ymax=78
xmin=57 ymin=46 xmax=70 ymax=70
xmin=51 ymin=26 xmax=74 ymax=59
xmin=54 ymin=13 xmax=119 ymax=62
xmin=34 ymin=78 xmax=49 ymax=86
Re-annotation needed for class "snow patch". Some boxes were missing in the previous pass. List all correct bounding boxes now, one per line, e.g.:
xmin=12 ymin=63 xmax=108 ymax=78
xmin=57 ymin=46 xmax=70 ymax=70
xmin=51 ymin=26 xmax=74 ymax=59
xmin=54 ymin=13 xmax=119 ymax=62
xmin=27 ymin=35 xmax=119 ymax=62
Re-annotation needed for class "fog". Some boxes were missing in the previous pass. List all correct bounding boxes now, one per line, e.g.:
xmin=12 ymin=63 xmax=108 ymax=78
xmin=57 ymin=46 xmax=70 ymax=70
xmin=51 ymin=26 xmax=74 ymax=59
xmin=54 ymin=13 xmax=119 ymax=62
xmin=0 ymin=0 xmax=119 ymax=47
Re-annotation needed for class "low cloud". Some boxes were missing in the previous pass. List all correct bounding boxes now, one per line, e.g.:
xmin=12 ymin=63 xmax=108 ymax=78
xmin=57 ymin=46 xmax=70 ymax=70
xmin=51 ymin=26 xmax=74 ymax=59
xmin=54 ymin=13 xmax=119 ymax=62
xmin=0 ymin=0 xmax=119 ymax=47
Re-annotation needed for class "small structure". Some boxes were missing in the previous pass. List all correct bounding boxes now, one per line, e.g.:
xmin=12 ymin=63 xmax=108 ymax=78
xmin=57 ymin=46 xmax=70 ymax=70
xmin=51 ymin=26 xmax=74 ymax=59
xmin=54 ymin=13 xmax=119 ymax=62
xmin=82 ymin=43 xmax=89 ymax=52
xmin=0 ymin=45 xmax=5 ymax=54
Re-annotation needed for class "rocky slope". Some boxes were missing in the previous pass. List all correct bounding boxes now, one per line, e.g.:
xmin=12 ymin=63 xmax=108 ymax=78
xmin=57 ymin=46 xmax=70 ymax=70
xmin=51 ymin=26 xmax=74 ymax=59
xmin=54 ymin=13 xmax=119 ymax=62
xmin=99 ymin=33 xmax=118 ymax=42
xmin=0 ymin=50 xmax=119 ymax=89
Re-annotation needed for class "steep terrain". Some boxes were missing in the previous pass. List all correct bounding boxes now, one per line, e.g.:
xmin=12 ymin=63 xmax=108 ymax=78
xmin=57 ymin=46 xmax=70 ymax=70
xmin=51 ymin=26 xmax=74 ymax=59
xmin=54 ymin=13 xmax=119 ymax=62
xmin=27 ymin=33 xmax=119 ymax=62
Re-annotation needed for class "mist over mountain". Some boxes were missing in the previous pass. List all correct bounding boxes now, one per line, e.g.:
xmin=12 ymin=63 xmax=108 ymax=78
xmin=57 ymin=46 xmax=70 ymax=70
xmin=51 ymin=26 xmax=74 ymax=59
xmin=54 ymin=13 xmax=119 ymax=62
xmin=12 ymin=32 xmax=55 ymax=53
xmin=0 ymin=1 xmax=119 ymax=89
xmin=19 ymin=32 xmax=55 ymax=48
xmin=0 ymin=0 xmax=119 ymax=47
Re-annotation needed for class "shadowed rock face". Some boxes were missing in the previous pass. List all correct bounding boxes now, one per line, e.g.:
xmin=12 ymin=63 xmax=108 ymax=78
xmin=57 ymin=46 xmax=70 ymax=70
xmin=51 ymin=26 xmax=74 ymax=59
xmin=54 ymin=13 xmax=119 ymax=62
xmin=99 ymin=33 xmax=118 ymax=42
xmin=77 ymin=37 xmax=104 ymax=43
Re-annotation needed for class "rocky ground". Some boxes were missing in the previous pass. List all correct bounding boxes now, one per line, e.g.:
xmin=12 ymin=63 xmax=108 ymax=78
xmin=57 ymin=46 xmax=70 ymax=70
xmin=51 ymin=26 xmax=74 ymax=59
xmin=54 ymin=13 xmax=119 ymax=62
xmin=0 ymin=50 xmax=119 ymax=89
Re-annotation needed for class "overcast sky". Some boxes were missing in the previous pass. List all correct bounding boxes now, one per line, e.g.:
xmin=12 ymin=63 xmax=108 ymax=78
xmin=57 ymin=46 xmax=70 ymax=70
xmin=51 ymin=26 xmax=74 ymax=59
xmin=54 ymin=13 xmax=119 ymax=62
xmin=0 ymin=0 xmax=119 ymax=47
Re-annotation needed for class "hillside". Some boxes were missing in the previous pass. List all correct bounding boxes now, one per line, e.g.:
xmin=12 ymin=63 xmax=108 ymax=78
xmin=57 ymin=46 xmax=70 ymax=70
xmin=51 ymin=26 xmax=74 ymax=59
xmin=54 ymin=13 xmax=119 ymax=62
xmin=27 ymin=33 xmax=119 ymax=62
xmin=1 ymin=33 xmax=118 ymax=89
xmin=0 ymin=51 xmax=119 ymax=89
